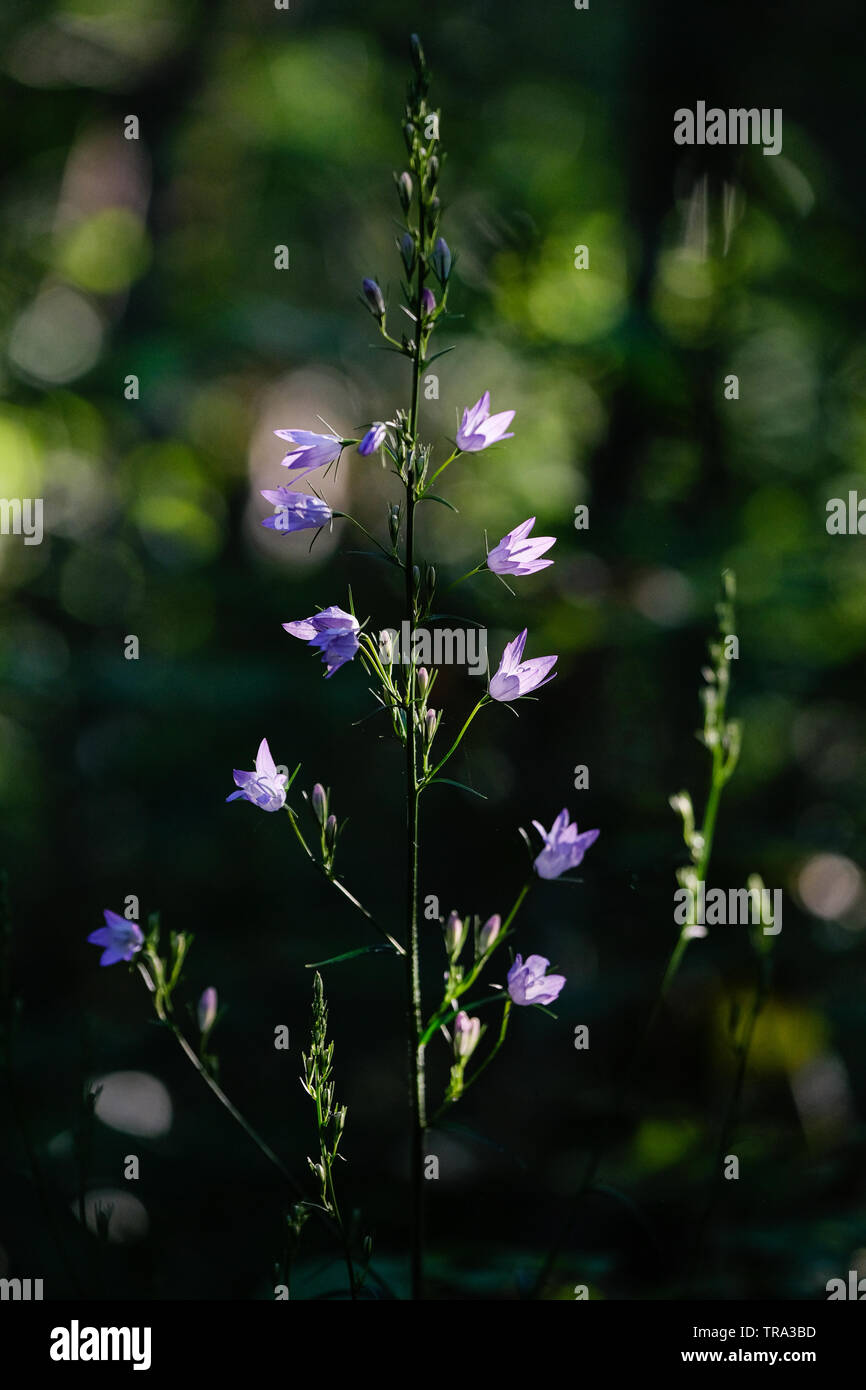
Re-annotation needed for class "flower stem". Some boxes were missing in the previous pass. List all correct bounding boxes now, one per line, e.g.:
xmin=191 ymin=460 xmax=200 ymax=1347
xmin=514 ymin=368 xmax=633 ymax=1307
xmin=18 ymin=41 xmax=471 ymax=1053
xmin=404 ymin=181 xmax=427 ymax=1306
xmin=423 ymin=697 xmax=488 ymax=783
xmin=286 ymin=809 xmax=406 ymax=956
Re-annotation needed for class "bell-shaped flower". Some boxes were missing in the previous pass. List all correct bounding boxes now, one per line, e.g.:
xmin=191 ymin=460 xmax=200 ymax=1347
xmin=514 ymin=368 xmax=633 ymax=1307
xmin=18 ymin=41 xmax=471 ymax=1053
xmin=456 ymin=391 xmax=515 ymax=452
xmin=488 ymin=629 xmax=557 ymax=702
xmin=226 ymin=737 xmax=288 ymax=812
xmin=283 ymin=605 xmax=360 ymax=678
xmin=532 ymin=809 xmax=599 ymax=880
xmin=261 ymin=488 xmax=332 ymax=534
xmin=87 ymin=910 xmax=144 ymax=967
xmin=487 ymin=518 xmax=555 ymax=577
xmin=507 ymin=954 xmax=566 ymax=1006
xmin=275 ymin=429 xmax=343 ymax=477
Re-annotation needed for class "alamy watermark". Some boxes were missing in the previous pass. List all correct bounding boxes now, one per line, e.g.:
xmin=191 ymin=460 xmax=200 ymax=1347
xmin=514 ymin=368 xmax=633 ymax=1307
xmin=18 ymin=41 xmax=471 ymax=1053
xmin=674 ymin=103 xmax=782 ymax=157
xmin=674 ymin=881 xmax=782 ymax=936
xmin=0 ymin=498 xmax=43 ymax=545
xmin=379 ymin=622 xmax=487 ymax=676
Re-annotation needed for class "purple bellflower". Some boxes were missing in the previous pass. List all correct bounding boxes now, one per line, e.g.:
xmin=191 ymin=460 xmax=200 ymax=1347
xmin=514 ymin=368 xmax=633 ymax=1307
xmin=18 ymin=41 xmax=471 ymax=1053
xmin=87 ymin=910 xmax=144 ymax=967
xmin=358 ymin=423 xmax=387 ymax=456
xmin=275 ymin=429 xmax=343 ymax=478
xmin=507 ymin=954 xmax=566 ymax=1006
xmin=532 ymin=809 xmax=600 ymax=880
xmin=456 ymin=391 xmax=515 ymax=453
xmin=226 ymin=737 xmax=288 ymax=812
xmin=260 ymin=488 xmax=332 ymax=534
xmin=488 ymin=629 xmax=557 ymax=702
xmin=283 ymin=605 xmax=360 ymax=678
xmin=487 ymin=517 xmax=555 ymax=577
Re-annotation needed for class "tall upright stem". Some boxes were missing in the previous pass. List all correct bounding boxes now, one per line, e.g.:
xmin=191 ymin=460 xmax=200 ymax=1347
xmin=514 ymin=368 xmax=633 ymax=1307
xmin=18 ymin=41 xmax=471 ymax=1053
xmin=405 ymin=199 xmax=427 ymax=1301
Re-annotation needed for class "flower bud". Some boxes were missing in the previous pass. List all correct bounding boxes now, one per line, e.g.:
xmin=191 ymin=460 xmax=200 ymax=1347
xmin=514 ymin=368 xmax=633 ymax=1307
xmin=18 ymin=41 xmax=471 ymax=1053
xmin=403 ymin=122 xmax=415 ymax=154
xmin=415 ymin=667 xmax=428 ymax=697
xmin=362 ymin=277 xmax=385 ymax=319
xmin=425 ymin=155 xmax=439 ymax=191
xmin=400 ymin=232 xmax=416 ymax=275
xmin=420 ymin=287 xmax=436 ymax=319
xmin=388 ymin=504 xmax=401 ymax=548
xmin=477 ymin=913 xmax=501 ymax=955
xmin=197 ymin=987 xmax=218 ymax=1035
xmin=410 ymin=33 xmax=426 ymax=75
xmin=444 ymin=910 xmax=466 ymax=959
xmin=425 ymin=563 xmax=436 ymax=597
xmin=358 ymin=422 xmax=387 ymax=456
xmin=429 ymin=195 xmax=441 ymax=219
xmin=453 ymin=1010 xmax=481 ymax=1059
xmin=311 ymin=783 xmax=327 ymax=825
xmin=396 ymin=171 xmax=413 ymax=211
xmin=379 ymin=628 xmax=396 ymax=664
xmin=424 ymin=708 xmax=437 ymax=746
xmin=412 ymin=564 xmax=421 ymax=593
xmin=325 ymin=814 xmax=338 ymax=850
xmin=430 ymin=237 xmax=451 ymax=284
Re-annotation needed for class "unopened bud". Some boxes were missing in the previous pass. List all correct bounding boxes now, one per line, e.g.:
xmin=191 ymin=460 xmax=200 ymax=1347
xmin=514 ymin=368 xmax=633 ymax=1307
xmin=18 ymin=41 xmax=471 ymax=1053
xmin=430 ymin=237 xmax=451 ymax=284
xmin=396 ymin=171 xmax=413 ymax=211
xmin=477 ymin=913 xmax=501 ymax=955
xmin=197 ymin=987 xmax=218 ymax=1035
xmin=400 ymin=232 xmax=416 ymax=275
xmin=410 ymin=33 xmax=426 ymax=74
xmin=421 ymin=287 xmax=436 ymax=319
xmin=453 ymin=1010 xmax=481 ymax=1059
xmin=417 ymin=667 xmax=429 ymax=696
xmin=388 ymin=504 xmax=401 ymax=547
xmin=412 ymin=564 xmax=421 ymax=593
xmin=424 ymin=708 xmax=437 ymax=745
xmin=425 ymin=155 xmax=439 ymax=191
xmin=312 ymin=783 xmax=327 ymax=825
xmin=325 ymin=814 xmax=338 ymax=850
xmin=444 ymin=910 xmax=465 ymax=958
xmin=362 ymin=277 xmax=385 ymax=319
xmin=425 ymin=563 xmax=436 ymax=595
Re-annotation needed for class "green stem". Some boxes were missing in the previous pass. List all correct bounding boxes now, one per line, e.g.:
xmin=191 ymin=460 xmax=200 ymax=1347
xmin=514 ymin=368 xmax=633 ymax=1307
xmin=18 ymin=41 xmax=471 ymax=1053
xmin=286 ymin=809 xmax=406 ymax=956
xmin=405 ymin=192 xmax=427 ymax=1305
xmin=448 ymin=560 xmax=487 ymax=590
xmin=424 ymin=697 xmax=488 ymax=783
xmin=423 ymin=448 xmax=460 ymax=491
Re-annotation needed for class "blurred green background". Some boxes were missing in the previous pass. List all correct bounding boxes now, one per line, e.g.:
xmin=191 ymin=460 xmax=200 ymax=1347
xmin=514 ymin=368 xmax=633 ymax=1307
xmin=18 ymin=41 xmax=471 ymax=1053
xmin=1 ymin=0 xmax=865 ymax=1300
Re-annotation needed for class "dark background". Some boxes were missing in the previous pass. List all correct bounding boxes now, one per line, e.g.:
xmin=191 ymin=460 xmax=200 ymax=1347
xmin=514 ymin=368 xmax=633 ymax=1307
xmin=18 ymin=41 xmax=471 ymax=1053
xmin=1 ymin=0 xmax=865 ymax=1299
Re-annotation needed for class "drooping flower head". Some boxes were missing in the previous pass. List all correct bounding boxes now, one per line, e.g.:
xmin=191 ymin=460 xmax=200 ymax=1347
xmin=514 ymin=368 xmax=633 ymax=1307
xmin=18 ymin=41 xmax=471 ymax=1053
xmin=260 ymin=488 xmax=332 ymax=534
xmin=487 ymin=517 xmax=555 ymax=577
xmin=488 ymin=629 xmax=557 ymax=702
xmin=456 ymin=391 xmax=515 ymax=453
xmin=532 ymin=809 xmax=599 ymax=880
xmin=275 ymin=429 xmax=343 ymax=477
xmin=507 ymin=954 xmax=566 ymax=1006
xmin=283 ymin=605 xmax=360 ymax=678
xmin=87 ymin=910 xmax=144 ymax=968
xmin=226 ymin=737 xmax=288 ymax=813
xmin=358 ymin=423 xmax=388 ymax=456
